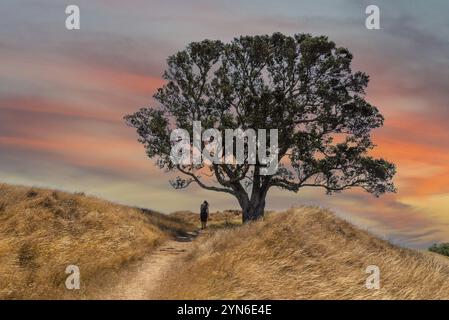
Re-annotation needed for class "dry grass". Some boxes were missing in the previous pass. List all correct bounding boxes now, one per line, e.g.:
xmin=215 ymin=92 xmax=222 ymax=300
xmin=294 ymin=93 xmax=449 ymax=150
xmin=0 ymin=183 xmax=194 ymax=299
xmin=156 ymin=207 xmax=449 ymax=299
xmin=4 ymin=183 xmax=448 ymax=300
xmin=171 ymin=210 xmax=243 ymax=229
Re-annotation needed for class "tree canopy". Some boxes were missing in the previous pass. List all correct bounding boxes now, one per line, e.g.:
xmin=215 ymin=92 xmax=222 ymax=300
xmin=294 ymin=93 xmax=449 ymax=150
xmin=125 ymin=32 xmax=396 ymax=222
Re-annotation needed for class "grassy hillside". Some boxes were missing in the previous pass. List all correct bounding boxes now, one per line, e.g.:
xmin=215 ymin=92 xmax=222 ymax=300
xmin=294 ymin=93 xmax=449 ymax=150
xmin=4 ymin=183 xmax=449 ymax=300
xmin=171 ymin=210 xmax=242 ymax=229
xmin=171 ymin=209 xmax=275 ymax=229
xmin=156 ymin=207 xmax=449 ymax=299
xmin=0 ymin=183 xmax=194 ymax=299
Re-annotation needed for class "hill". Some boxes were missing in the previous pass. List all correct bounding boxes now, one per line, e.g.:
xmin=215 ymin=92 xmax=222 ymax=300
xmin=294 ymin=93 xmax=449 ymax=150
xmin=171 ymin=210 xmax=242 ymax=229
xmin=3 ymin=183 xmax=449 ymax=300
xmin=156 ymin=207 xmax=449 ymax=299
xmin=0 ymin=183 xmax=194 ymax=299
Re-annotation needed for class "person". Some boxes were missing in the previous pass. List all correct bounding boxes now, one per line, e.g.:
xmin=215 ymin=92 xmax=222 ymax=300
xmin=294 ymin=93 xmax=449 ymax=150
xmin=200 ymin=200 xmax=209 ymax=230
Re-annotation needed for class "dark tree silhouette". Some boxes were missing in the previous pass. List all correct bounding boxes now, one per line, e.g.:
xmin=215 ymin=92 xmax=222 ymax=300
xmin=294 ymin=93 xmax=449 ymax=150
xmin=125 ymin=33 xmax=396 ymax=223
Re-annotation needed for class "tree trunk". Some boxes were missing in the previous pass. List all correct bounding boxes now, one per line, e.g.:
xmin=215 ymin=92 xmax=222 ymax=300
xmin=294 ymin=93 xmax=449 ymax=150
xmin=235 ymin=166 xmax=268 ymax=224
xmin=241 ymin=192 xmax=266 ymax=223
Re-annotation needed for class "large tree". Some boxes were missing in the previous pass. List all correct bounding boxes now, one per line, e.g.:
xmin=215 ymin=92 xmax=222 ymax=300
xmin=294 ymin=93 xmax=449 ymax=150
xmin=125 ymin=33 xmax=396 ymax=223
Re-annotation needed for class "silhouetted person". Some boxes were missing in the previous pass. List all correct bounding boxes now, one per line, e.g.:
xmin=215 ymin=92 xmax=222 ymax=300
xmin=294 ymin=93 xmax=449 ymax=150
xmin=200 ymin=201 xmax=209 ymax=230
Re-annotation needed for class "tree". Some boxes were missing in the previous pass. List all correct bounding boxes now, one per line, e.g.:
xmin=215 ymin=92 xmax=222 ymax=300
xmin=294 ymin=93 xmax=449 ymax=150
xmin=125 ymin=33 xmax=396 ymax=223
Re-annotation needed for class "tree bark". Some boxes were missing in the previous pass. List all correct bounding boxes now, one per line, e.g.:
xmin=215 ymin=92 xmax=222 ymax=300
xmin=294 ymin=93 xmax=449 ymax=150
xmin=241 ymin=191 xmax=267 ymax=223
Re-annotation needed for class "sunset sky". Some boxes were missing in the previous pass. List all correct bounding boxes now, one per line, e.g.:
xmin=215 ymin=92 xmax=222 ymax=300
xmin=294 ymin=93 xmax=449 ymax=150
xmin=1 ymin=0 xmax=449 ymax=248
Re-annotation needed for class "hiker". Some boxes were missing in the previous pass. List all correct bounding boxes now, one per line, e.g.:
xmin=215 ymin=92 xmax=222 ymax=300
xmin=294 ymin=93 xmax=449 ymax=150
xmin=200 ymin=200 xmax=209 ymax=230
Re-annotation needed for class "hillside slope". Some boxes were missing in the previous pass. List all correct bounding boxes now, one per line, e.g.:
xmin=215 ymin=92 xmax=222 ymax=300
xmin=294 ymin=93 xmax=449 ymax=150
xmin=171 ymin=210 xmax=243 ymax=229
xmin=0 ymin=183 xmax=194 ymax=299
xmin=156 ymin=207 xmax=449 ymax=299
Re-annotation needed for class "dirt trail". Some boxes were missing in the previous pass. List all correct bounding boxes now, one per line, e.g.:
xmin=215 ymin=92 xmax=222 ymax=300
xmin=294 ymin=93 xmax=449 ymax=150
xmin=100 ymin=231 xmax=199 ymax=299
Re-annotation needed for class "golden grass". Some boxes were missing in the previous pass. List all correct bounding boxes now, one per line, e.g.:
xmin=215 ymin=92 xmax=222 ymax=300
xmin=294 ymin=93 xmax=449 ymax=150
xmin=4 ymin=183 xmax=448 ymax=300
xmin=156 ymin=207 xmax=449 ymax=299
xmin=0 ymin=183 xmax=194 ymax=299
xmin=171 ymin=210 xmax=243 ymax=230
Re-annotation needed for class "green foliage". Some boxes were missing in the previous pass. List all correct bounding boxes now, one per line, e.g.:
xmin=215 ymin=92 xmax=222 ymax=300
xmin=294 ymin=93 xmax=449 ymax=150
xmin=429 ymin=243 xmax=449 ymax=257
xmin=125 ymin=33 xmax=396 ymax=219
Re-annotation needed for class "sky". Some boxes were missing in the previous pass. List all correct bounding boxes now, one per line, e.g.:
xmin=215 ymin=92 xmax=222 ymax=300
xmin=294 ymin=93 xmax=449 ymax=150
xmin=1 ymin=0 xmax=448 ymax=248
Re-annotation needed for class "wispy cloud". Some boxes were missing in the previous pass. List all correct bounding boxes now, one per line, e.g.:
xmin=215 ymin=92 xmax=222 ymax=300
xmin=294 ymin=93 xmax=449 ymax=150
xmin=1 ymin=0 xmax=449 ymax=248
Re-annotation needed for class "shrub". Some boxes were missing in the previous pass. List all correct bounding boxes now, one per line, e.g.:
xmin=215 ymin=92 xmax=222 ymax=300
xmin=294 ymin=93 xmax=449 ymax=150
xmin=429 ymin=243 xmax=449 ymax=257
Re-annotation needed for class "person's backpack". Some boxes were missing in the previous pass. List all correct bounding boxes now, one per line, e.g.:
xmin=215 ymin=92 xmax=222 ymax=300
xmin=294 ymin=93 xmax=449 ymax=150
xmin=200 ymin=203 xmax=208 ymax=215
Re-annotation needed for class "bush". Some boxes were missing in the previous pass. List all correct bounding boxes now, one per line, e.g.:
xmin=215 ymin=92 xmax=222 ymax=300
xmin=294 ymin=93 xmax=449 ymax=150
xmin=429 ymin=243 xmax=449 ymax=257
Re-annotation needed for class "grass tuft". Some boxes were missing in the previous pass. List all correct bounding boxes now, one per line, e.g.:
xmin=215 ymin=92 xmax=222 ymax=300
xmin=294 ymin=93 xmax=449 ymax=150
xmin=0 ymin=183 xmax=194 ymax=299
